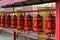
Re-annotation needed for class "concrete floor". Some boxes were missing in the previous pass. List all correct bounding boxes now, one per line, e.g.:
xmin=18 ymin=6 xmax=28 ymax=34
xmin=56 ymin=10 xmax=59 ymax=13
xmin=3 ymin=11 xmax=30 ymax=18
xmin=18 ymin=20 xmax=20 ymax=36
xmin=0 ymin=33 xmax=13 ymax=40
xmin=0 ymin=31 xmax=37 ymax=40
xmin=0 ymin=32 xmax=20 ymax=40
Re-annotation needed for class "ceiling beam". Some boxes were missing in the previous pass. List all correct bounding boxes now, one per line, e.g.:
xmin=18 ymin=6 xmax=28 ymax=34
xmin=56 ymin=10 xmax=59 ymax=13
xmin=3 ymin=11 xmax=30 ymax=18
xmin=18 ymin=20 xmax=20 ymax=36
xmin=2 ymin=0 xmax=55 ymax=8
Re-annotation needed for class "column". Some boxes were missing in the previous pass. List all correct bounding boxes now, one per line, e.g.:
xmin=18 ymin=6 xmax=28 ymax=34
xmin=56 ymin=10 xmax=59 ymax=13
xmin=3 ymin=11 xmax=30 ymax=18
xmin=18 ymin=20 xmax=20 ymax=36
xmin=56 ymin=0 xmax=60 ymax=40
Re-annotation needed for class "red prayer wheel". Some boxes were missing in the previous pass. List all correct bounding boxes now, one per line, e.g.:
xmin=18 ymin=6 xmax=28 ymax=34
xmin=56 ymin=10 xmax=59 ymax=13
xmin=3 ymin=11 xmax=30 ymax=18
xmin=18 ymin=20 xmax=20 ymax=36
xmin=0 ymin=15 xmax=1 ymax=27
xmin=11 ymin=15 xmax=17 ymax=29
xmin=5 ymin=15 xmax=11 ymax=28
xmin=46 ymin=14 xmax=55 ymax=34
xmin=17 ymin=14 xmax=24 ymax=30
xmin=1 ymin=15 xmax=6 ymax=28
xmin=33 ymin=14 xmax=43 ymax=32
xmin=24 ymin=14 xmax=33 ymax=31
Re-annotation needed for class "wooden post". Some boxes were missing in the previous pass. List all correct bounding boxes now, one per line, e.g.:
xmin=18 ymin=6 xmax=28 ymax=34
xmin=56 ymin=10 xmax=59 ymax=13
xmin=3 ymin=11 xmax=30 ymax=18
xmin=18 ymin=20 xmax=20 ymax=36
xmin=13 ymin=31 xmax=16 ymax=40
xmin=56 ymin=0 xmax=60 ymax=40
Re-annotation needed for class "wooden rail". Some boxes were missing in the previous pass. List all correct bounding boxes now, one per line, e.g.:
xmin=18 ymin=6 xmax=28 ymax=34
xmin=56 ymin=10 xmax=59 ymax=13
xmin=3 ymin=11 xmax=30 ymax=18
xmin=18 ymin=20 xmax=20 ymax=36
xmin=0 ymin=28 xmax=55 ymax=40
xmin=1 ymin=8 xmax=56 ymax=13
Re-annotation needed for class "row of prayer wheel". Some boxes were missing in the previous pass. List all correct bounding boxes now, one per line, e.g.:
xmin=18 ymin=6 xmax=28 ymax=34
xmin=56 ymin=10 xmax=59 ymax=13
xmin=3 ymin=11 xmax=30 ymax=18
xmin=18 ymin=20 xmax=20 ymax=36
xmin=0 ymin=13 xmax=55 ymax=35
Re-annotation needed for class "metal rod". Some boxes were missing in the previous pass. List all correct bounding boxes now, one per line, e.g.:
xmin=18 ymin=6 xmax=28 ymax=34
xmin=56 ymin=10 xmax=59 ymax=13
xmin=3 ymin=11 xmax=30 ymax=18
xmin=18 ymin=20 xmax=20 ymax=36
xmin=3 ymin=9 xmax=56 ymax=13
xmin=13 ymin=7 xmax=16 ymax=40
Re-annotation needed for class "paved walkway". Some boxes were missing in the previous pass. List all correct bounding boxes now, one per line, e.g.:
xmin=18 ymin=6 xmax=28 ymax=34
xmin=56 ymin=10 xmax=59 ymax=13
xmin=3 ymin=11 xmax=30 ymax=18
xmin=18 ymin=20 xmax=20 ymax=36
xmin=0 ymin=32 xmax=20 ymax=40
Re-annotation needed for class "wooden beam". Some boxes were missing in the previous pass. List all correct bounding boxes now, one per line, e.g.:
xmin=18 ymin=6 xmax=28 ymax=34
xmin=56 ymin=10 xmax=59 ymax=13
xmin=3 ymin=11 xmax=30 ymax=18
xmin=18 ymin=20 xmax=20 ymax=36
xmin=3 ymin=8 xmax=56 ymax=13
xmin=2 ymin=0 xmax=55 ymax=8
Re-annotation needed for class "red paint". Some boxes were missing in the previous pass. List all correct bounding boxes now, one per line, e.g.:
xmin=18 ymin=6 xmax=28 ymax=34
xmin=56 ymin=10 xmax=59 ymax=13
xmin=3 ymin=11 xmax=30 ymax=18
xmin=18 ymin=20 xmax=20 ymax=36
xmin=1 ymin=15 xmax=6 ymax=28
xmin=56 ymin=0 xmax=60 ymax=40
xmin=46 ymin=14 xmax=55 ymax=34
xmin=24 ymin=14 xmax=33 ymax=31
xmin=11 ymin=15 xmax=17 ymax=29
xmin=33 ymin=14 xmax=43 ymax=32
xmin=0 ymin=15 xmax=1 ymax=27
xmin=17 ymin=14 xmax=24 ymax=30
xmin=5 ymin=15 xmax=11 ymax=28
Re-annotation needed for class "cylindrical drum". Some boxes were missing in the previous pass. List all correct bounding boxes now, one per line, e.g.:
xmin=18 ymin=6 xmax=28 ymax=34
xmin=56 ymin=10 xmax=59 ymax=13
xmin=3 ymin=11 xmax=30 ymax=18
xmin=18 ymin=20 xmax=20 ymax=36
xmin=5 ymin=15 xmax=11 ymax=28
xmin=1 ymin=15 xmax=6 ymax=28
xmin=24 ymin=14 xmax=33 ymax=31
xmin=0 ymin=15 xmax=1 ymax=27
xmin=17 ymin=14 xmax=24 ymax=30
xmin=46 ymin=14 xmax=55 ymax=34
xmin=33 ymin=14 xmax=43 ymax=32
xmin=11 ymin=15 xmax=17 ymax=29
